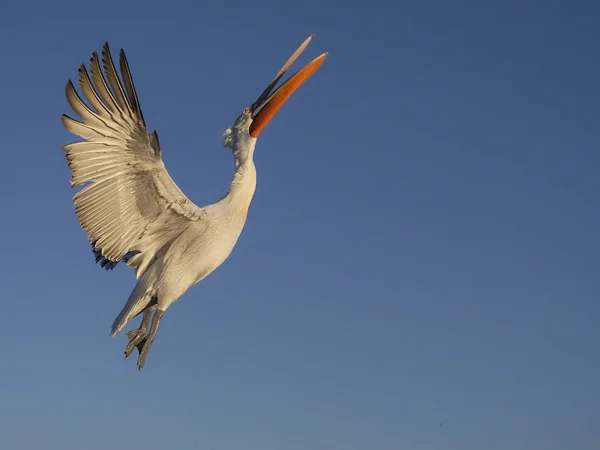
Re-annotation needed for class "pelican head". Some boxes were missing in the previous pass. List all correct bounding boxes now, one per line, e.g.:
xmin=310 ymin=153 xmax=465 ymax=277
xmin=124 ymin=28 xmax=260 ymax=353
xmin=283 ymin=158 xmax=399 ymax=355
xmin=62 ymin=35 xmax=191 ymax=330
xmin=223 ymin=35 xmax=327 ymax=157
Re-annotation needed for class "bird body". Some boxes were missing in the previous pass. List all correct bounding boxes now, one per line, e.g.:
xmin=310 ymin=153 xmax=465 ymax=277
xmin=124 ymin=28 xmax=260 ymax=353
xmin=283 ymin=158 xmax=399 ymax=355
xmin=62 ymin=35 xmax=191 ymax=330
xmin=63 ymin=36 xmax=326 ymax=370
xmin=111 ymin=154 xmax=257 ymax=336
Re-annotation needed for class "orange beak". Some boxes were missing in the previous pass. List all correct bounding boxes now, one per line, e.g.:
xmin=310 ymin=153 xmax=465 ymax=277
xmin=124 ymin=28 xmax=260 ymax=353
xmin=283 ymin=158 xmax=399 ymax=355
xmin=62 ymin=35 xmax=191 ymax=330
xmin=249 ymin=35 xmax=327 ymax=138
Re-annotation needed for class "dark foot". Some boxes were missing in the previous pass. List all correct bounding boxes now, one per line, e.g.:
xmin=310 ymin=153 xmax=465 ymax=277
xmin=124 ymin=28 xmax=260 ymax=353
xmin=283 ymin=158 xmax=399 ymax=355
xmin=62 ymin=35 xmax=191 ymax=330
xmin=137 ymin=309 xmax=164 ymax=371
xmin=125 ymin=330 xmax=146 ymax=358
xmin=124 ymin=305 xmax=157 ymax=359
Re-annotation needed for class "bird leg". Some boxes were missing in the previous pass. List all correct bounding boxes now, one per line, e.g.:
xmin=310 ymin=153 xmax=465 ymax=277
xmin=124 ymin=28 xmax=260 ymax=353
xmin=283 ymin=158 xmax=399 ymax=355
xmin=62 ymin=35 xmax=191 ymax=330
xmin=125 ymin=305 xmax=157 ymax=359
xmin=136 ymin=309 xmax=164 ymax=371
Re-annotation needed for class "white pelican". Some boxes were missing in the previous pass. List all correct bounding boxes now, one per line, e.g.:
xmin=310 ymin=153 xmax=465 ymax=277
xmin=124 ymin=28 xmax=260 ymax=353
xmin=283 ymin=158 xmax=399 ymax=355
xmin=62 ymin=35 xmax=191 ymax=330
xmin=62 ymin=35 xmax=327 ymax=370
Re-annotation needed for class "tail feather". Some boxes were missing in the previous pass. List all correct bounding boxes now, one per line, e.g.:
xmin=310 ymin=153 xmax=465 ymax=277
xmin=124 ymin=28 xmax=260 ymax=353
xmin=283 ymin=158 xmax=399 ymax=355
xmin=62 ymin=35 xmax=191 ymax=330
xmin=110 ymin=277 xmax=154 ymax=336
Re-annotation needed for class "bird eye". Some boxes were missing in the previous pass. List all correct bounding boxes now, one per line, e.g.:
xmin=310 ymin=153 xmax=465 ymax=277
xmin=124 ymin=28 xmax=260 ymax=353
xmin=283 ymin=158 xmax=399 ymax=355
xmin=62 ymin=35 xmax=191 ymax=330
xmin=243 ymin=107 xmax=250 ymax=114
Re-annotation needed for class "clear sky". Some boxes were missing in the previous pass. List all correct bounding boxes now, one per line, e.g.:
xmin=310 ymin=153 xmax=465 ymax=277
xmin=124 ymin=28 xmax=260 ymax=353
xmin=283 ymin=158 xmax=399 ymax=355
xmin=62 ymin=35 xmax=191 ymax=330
xmin=1 ymin=1 xmax=598 ymax=449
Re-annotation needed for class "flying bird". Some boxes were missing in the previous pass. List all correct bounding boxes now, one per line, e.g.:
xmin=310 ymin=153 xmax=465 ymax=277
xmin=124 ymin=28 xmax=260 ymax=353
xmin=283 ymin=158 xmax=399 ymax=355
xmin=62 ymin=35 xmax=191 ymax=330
xmin=62 ymin=35 xmax=327 ymax=370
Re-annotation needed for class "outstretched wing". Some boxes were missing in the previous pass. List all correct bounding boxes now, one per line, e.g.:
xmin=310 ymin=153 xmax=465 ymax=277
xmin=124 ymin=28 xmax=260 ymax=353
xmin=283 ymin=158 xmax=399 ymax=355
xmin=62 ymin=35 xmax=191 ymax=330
xmin=62 ymin=43 xmax=204 ymax=275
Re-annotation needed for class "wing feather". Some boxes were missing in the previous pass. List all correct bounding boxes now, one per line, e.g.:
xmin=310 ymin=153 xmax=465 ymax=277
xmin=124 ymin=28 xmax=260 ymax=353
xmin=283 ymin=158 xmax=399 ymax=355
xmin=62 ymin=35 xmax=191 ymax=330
xmin=101 ymin=43 xmax=135 ymax=117
xmin=119 ymin=49 xmax=145 ymax=124
xmin=78 ymin=65 xmax=111 ymax=115
xmin=62 ymin=43 xmax=205 ymax=276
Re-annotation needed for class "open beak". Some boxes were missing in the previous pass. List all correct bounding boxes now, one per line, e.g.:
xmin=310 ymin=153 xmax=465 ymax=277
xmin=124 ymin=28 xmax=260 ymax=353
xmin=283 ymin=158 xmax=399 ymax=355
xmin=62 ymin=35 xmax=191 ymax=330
xmin=249 ymin=35 xmax=327 ymax=138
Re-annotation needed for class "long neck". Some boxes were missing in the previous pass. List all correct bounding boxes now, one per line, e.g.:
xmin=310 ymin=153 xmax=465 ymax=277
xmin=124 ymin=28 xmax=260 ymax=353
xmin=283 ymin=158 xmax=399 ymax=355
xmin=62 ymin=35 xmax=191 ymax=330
xmin=225 ymin=157 xmax=257 ymax=219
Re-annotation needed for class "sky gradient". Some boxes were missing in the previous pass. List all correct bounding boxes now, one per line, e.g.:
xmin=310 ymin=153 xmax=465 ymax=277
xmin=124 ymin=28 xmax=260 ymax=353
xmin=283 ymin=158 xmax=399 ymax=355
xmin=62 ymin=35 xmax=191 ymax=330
xmin=1 ymin=1 xmax=599 ymax=449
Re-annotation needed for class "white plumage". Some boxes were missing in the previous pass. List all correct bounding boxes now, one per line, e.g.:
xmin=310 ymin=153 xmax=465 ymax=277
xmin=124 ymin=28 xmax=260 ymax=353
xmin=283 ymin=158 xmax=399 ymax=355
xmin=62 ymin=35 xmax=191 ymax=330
xmin=62 ymin=36 xmax=327 ymax=370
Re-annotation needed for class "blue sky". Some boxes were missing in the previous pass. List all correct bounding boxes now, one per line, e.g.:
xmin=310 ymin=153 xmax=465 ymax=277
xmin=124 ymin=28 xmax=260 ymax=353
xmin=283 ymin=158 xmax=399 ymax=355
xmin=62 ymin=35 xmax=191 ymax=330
xmin=1 ymin=0 xmax=599 ymax=449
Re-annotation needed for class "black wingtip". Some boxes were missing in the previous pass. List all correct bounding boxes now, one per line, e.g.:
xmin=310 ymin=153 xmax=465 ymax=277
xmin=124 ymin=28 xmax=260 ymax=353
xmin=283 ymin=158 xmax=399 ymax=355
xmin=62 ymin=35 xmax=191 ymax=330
xmin=90 ymin=241 xmax=140 ymax=271
xmin=102 ymin=42 xmax=115 ymax=62
xmin=91 ymin=241 xmax=120 ymax=271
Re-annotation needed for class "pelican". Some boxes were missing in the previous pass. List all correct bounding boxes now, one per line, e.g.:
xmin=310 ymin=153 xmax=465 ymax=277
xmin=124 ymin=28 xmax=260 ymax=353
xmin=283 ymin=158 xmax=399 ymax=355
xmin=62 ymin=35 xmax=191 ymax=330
xmin=62 ymin=35 xmax=327 ymax=370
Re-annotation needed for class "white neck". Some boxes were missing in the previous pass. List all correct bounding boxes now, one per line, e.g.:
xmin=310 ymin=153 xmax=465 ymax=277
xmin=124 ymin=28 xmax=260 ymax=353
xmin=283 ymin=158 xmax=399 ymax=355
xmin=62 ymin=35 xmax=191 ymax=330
xmin=221 ymin=123 xmax=258 ymax=220
xmin=225 ymin=157 xmax=257 ymax=220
